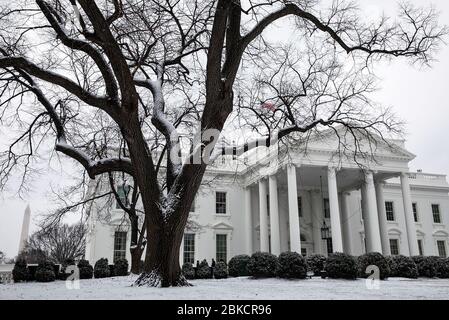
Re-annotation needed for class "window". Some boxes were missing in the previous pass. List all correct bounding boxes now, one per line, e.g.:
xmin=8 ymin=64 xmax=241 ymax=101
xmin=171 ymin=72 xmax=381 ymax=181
xmin=115 ymin=185 xmax=130 ymax=209
xmin=183 ymin=234 xmax=195 ymax=264
xmin=298 ymin=196 xmax=302 ymax=217
xmin=432 ymin=204 xmax=441 ymax=223
xmin=437 ymin=240 xmax=447 ymax=258
xmin=385 ymin=201 xmax=395 ymax=221
xmin=190 ymin=197 xmax=196 ymax=213
xmin=216 ymin=234 xmax=227 ymax=263
xmin=323 ymin=198 xmax=330 ymax=218
xmin=301 ymin=248 xmax=307 ymax=257
xmin=113 ymin=231 xmax=127 ymax=263
xmin=389 ymin=239 xmax=399 ymax=255
xmin=215 ymin=192 xmax=227 ymax=214
xmin=412 ymin=203 xmax=418 ymax=222
xmin=326 ymin=238 xmax=333 ymax=255
xmin=417 ymin=239 xmax=424 ymax=256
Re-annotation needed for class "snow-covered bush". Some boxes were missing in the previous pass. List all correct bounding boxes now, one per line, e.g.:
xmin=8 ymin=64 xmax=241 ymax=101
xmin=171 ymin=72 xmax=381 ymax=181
xmin=306 ymin=254 xmax=326 ymax=275
xmin=196 ymin=259 xmax=212 ymax=279
xmin=228 ymin=255 xmax=250 ymax=277
xmin=412 ymin=256 xmax=439 ymax=278
xmin=325 ymin=253 xmax=358 ymax=280
xmin=214 ymin=261 xmax=228 ymax=279
xmin=387 ymin=255 xmax=418 ymax=278
xmin=181 ymin=262 xmax=195 ymax=280
xmin=35 ymin=261 xmax=56 ymax=282
xmin=94 ymin=258 xmax=111 ymax=278
xmin=276 ymin=251 xmax=307 ymax=279
xmin=12 ymin=258 xmax=30 ymax=282
xmin=435 ymin=257 xmax=449 ymax=278
xmin=247 ymin=252 xmax=277 ymax=278
xmin=78 ymin=259 xmax=93 ymax=279
xmin=114 ymin=258 xmax=129 ymax=276
xmin=357 ymin=252 xmax=390 ymax=280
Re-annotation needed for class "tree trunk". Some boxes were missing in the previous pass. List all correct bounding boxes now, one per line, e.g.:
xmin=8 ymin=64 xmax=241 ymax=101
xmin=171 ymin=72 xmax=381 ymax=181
xmin=128 ymin=215 xmax=143 ymax=274
xmin=130 ymin=247 xmax=143 ymax=274
xmin=134 ymin=214 xmax=191 ymax=287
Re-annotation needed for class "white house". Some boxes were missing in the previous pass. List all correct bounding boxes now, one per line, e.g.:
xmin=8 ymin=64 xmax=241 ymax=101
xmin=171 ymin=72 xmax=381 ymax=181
xmin=85 ymin=130 xmax=449 ymax=266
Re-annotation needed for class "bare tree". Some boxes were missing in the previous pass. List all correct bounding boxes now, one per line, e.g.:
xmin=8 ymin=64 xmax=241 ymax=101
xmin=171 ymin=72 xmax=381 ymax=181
xmin=0 ymin=0 xmax=446 ymax=287
xmin=21 ymin=222 xmax=86 ymax=264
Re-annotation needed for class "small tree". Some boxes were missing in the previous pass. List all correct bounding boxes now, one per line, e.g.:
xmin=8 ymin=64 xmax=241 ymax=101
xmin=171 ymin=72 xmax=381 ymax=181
xmin=35 ymin=261 xmax=56 ymax=282
xmin=181 ymin=262 xmax=195 ymax=280
xmin=22 ymin=223 xmax=86 ymax=264
xmin=12 ymin=258 xmax=29 ymax=282
xmin=228 ymin=255 xmax=251 ymax=277
xmin=94 ymin=258 xmax=110 ymax=278
xmin=78 ymin=259 xmax=93 ymax=280
xmin=357 ymin=252 xmax=390 ymax=280
xmin=114 ymin=258 xmax=129 ymax=276
xmin=247 ymin=252 xmax=278 ymax=278
xmin=196 ymin=260 xmax=212 ymax=279
xmin=214 ymin=261 xmax=228 ymax=279
xmin=276 ymin=252 xmax=307 ymax=279
xmin=306 ymin=254 xmax=327 ymax=275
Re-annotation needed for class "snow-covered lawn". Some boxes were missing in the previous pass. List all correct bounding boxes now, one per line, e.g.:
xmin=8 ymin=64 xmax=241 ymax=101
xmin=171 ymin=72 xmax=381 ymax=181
xmin=1 ymin=275 xmax=449 ymax=300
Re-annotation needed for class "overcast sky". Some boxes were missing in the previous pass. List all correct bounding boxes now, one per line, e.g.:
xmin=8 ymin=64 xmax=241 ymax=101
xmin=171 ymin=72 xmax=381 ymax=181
xmin=1 ymin=0 xmax=449 ymax=258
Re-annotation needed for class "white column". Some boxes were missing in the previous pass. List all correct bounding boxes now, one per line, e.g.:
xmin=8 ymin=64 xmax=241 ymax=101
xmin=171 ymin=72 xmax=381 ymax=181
xmin=268 ymin=175 xmax=281 ymax=255
xmin=339 ymin=192 xmax=352 ymax=254
xmin=401 ymin=172 xmax=419 ymax=256
xmin=375 ymin=182 xmax=391 ymax=255
xmin=258 ymin=179 xmax=269 ymax=252
xmin=244 ymin=187 xmax=253 ymax=255
xmin=311 ymin=191 xmax=323 ymax=254
xmin=287 ymin=164 xmax=301 ymax=253
xmin=327 ymin=167 xmax=343 ymax=252
xmin=363 ymin=171 xmax=383 ymax=253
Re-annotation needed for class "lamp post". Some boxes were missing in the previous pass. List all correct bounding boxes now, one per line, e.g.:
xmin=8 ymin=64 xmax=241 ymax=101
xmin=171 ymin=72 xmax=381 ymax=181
xmin=320 ymin=220 xmax=331 ymax=240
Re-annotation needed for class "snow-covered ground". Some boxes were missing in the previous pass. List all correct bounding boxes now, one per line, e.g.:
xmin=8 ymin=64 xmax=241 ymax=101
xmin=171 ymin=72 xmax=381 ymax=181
xmin=1 ymin=275 xmax=449 ymax=300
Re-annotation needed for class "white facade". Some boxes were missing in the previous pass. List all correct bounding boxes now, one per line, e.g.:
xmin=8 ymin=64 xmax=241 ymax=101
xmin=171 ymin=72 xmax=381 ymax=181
xmin=85 ymin=131 xmax=449 ymax=265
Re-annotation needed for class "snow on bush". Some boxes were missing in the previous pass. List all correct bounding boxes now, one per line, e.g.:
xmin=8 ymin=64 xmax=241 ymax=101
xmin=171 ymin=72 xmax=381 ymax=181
xmin=181 ymin=262 xmax=195 ymax=280
xmin=214 ymin=261 xmax=228 ymax=279
xmin=196 ymin=259 xmax=212 ymax=279
xmin=306 ymin=254 xmax=326 ymax=275
xmin=12 ymin=258 xmax=30 ymax=282
xmin=114 ymin=258 xmax=129 ymax=276
xmin=247 ymin=252 xmax=277 ymax=278
xmin=325 ymin=253 xmax=358 ymax=280
xmin=386 ymin=255 xmax=418 ymax=279
xmin=228 ymin=255 xmax=250 ymax=277
xmin=78 ymin=259 xmax=94 ymax=279
xmin=94 ymin=258 xmax=111 ymax=278
xmin=276 ymin=252 xmax=307 ymax=279
xmin=412 ymin=256 xmax=439 ymax=278
xmin=357 ymin=252 xmax=390 ymax=280
xmin=35 ymin=261 xmax=56 ymax=282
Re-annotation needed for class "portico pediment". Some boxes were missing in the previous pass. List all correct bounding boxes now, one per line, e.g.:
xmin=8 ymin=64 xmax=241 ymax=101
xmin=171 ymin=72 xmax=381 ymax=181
xmin=433 ymin=230 xmax=449 ymax=237
xmin=288 ymin=126 xmax=416 ymax=162
xmin=212 ymin=222 xmax=233 ymax=230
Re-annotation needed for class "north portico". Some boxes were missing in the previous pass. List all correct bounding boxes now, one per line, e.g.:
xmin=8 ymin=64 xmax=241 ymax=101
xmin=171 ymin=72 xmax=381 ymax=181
xmin=85 ymin=129 xmax=449 ymax=265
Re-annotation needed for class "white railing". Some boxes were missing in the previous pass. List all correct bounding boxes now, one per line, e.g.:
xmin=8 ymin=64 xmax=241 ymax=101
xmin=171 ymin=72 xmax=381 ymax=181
xmin=408 ymin=172 xmax=447 ymax=181
xmin=0 ymin=271 xmax=13 ymax=284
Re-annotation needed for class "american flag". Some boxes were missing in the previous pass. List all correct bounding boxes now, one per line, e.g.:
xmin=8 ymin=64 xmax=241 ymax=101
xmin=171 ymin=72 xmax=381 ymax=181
xmin=261 ymin=101 xmax=276 ymax=112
